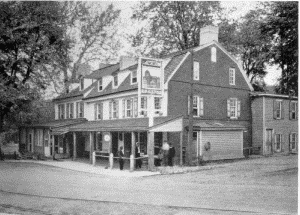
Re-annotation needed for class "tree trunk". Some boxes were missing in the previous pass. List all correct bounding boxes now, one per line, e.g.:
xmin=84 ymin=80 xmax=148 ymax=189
xmin=0 ymin=109 xmax=5 ymax=133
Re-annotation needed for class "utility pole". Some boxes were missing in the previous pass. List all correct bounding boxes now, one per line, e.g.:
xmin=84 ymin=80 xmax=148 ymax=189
xmin=187 ymin=51 xmax=194 ymax=165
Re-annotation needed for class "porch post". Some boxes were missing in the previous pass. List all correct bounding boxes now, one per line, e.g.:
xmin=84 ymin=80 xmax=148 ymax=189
xmin=52 ymin=135 xmax=55 ymax=160
xmin=180 ymin=121 xmax=184 ymax=166
xmin=89 ymin=131 xmax=94 ymax=164
xmin=73 ymin=132 xmax=77 ymax=160
xmin=147 ymin=131 xmax=155 ymax=171
xmin=32 ymin=128 xmax=35 ymax=153
xmin=130 ymin=132 xmax=136 ymax=172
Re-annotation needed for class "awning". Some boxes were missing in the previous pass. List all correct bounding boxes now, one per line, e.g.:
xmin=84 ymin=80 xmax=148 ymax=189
xmin=51 ymin=127 xmax=70 ymax=135
xmin=149 ymin=116 xmax=184 ymax=132
xmin=69 ymin=118 xmax=149 ymax=132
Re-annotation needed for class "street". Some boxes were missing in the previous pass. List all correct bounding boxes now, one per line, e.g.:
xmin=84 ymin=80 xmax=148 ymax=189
xmin=0 ymin=155 xmax=297 ymax=215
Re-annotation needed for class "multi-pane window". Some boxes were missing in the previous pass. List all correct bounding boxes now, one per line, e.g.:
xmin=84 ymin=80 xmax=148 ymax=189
xmin=154 ymin=97 xmax=162 ymax=110
xmin=193 ymin=61 xmax=200 ymax=80
xmin=140 ymin=96 xmax=147 ymax=116
xmin=112 ymin=101 xmax=117 ymax=119
xmin=290 ymin=101 xmax=298 ymax=120
xmin=76 ymin=102 xmax=84 ymax=118
xmin=98 ymin=78 xmax=103 ymax=91
xmin=133 ymin=97 xmax=138 ymax=117
xmin=229 ymin=68 xmax=235 ymax=85
xmin=80 ymin=78 xmax=84 ymax=91
xmin=227 ymin=98 xmax=241 ymax=119
xmin=275 ymin=134 xmax=282 ymax=152
xmin=211 ymin=47 xmax=216 ymax=62
xmin=189 ymin=96 xmax=203 ymax=117
xmin=126 ymin=99 xmax=132 ymax=117
xmin=113 ymin=74 xmax=118 ymax=87
xmin=274 ymin=100 xmax=283 ymax=119
xmin=37 ymin=129 xmax=43 ymax=146
xmin=96 ymin=103 xmax=102 ymax=120
xmin=290 ymin=133 xmax=298 ymax=151
xmin=58 ymin=104 xmax=65 ymax=119
xmin=66 ymin=103 xmax=74 ymax=119
xmin=132 ymin=70 xmax=137 ymax=84
xmin=44 ymin=130 xmax=49 ymax=147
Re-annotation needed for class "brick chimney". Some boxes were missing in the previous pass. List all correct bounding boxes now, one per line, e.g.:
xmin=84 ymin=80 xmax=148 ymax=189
xmin=119 ymin=56 xmax=137 ymax=71
xmin=199 ymin=26 xmax=219 ymax=45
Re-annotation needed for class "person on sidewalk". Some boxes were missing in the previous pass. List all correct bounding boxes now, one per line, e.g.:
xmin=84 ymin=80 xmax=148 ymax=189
xmin=135 ymin=142 xmax=142 ymax=169
xmin=118 ymin=146 xmax=124 ymax=170
xmin=162 ymin=141 xmax=170 ymax=166
xmin=168 ymin=143 xmax=175 ymax=166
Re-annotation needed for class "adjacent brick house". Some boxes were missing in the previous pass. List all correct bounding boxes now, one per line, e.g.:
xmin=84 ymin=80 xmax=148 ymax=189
xmin=251 ymin=93 xmax=298 ymax=155
xmin=19 ymin=25 xmax=255 ymax=168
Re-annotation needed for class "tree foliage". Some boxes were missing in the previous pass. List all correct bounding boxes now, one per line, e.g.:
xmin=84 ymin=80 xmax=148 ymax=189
xmin=261 ymin=1 xmax=298 ymax=95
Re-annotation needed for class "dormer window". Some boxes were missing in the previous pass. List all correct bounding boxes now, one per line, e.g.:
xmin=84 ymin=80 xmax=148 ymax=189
xmin=98 ymin=77 xmax=103 ymax=91
xmin=131 ymin=70 xmax=137 ymax=84
xmin=80 ymin=78 xmax=84 ymax=91
xmin=113 ymin=74 xmax=118 ymax=87
xmin=229 ymin=68 xmax=235 ymax=85
xmin=211 ymin=47 xmax=216 ymax=62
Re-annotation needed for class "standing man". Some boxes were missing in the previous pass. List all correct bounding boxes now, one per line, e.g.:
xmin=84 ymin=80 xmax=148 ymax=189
xmin=118 ymin=146 xmax=124 ymax=170
xmin=135 ymin=142 xmax=142 ymax=169
xmin=162 ymin=141 xmax=170 ymax=166
xmin=168 ymin=143 xmax=175 ymax=166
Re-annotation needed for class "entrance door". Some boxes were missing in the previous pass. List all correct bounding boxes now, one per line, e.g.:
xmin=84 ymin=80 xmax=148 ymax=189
xmin=265 ymin=129 xmax=273 ymax=155
xmin=44 ymin=130 xmax=50 ymax=156
xmin=111 ymin=132 xmax=119 ymax=156
xmin=124 ymin=132 xmax=132 ymax=157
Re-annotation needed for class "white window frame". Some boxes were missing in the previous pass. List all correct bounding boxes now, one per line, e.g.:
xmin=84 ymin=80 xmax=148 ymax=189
xmin=228 ymin=98 xmax=240 ymax=119
xmin=97 ymin=103 xmax=102 ymax=120
xmin=290 ymin=133 xmax=297 ymax=151
xmin=131 ymin=70 xmax=137 ymax=84
xmin=58 ymin=104 xmax=65 ymax=119
xmin=112 ymin=101 xmax=117 ymax=119
xmin=77 ymin=102 xmax=84 ymax=118
xmin=154 ymin=97 xmax=162 ymax=115
xmin=44 ymin=131 xmax=49 ymax=147
xmin=66 ymin=103 xmax=74 ymax=119
xmin=98 ymin=78 xmax=103 ymax=92
xmin=275 ymin=133 xmax=282 ymax=152
xmin=211 ymin=47 xmax=216 ymax=62
xmin=125 ymin=99 xmax=132 ymax=118
xmin=113 ymin=74 xmax=118 ymax=88
xmin=290 ymin=101 xmax=297 ymax=120
xmin=190 ymin=96 xmax=203 ymax=117
xmin=37 ymin=129 xmax=43 ymax=146
xmin=275 ymin=100 xmax=282 ymax=119
xmin=79 ymin=78 xmax=84 ymax=91
xmin=140 ymin=96 xmax=147 ymax=117
xmin=193 ymin=61 xmax=199 ymax=80
xmin=229 ymin=68 xmax=235 ymax=85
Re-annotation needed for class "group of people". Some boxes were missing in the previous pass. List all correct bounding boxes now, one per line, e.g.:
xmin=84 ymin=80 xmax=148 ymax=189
xmin=157 ymin=141 xmax=175 ymax=166
xmin=117 ymin=141 xmax=176 ymax=170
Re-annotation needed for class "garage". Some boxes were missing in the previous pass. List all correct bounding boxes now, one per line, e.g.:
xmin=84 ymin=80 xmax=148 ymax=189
xmin=194 ymin=122 xmax=245 ymax=161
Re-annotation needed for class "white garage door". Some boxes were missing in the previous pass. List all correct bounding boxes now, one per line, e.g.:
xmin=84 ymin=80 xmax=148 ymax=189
xmin=201 ymin=130 xmax=243 ymax=160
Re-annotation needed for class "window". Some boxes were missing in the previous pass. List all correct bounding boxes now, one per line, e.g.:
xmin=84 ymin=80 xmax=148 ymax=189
xmin=193 ymin=61 xmax=199 ymax=80
xmin=189 ymin=96 xmax=203 ymax=117
xmin=273 ymin=100 xmax=283 ymax=119
xmin=98 ymin=78 xmax=103 ymax=91
xmin=80 ymin=78 xmax=84 ymax=91
xmin=227 ymin=98 xmax=241 ymax=119
xmin=76 ymin=102 xmax=84 ymax=118
xmin=58 ymin=104 xmax=65 ymax=119
xmin=290 ymin=133 xmax=298 ymax=151
xmin=126 ymin=99 xmax=132 ymax=117
xmin=229 ymin=68 xmax=235 ymax=85
xmin=275 ymin=134 xmax=282 ymax=152
xmin=110 ymin=100 xmax=118 ymax=119
xmin=66 ymin=103 xmax=74 ymax=119
xmin=133 ymin=97 xmax=138 ymax=117
xmin=44 ymin=131 xmax=49 ymax=147
xmin=154 ymin=97 xmax=162 ymax=110
xmin=95 ymin=103 xmax=102 ymax=120
xmin=290 ymin=101 xmax=298 ymax=120
xmin=37 ymin=129 xmax=43 ymax=146
xmin=131 ymin=70 xmax=137 ymax=84
xmin=211 ymin=47 xmax=216 ymax=62
xmin=113 ymin=74 xmax=118 ymax=87
xmin=140 ymin=96 xmax=147 ymax=116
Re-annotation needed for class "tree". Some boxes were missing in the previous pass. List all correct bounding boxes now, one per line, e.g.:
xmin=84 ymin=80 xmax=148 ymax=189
xmin=0 ymin=1 xmax=68 ymax=132
xmin=261 ymin=1 xmax=298 ymax=95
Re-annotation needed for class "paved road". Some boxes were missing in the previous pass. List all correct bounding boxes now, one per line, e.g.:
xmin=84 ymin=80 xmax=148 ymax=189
xmin=0 ymin=155 xmax=297 ymax=215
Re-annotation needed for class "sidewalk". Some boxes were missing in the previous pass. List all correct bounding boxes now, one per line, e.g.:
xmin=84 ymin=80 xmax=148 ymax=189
xmin=4 ymin=159 xmax=161 ymax=178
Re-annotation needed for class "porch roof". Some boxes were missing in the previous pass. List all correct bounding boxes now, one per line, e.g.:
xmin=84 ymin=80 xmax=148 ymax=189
xmin=21 ymin=118 xmax=87 ymax=129
xmin=193 ymin=120 xmax=246 ymax=131
xmin=69 ymin=118 xmax=149 ymax=132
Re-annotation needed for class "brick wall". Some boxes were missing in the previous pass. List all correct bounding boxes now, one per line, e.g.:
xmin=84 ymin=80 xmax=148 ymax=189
xmin=251 ymin=97 xmax=264 ymax=154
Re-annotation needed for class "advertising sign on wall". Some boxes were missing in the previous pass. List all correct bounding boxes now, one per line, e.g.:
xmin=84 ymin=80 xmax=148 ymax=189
xmin=140 ymin=58 xmax=163 ymax=95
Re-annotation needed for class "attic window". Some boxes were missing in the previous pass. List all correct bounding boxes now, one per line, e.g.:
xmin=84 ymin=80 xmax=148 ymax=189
xmin=80 ymin=78 xmax=84 ymax=91
xmin=98 ymin=77 xmax=103 ymax=91
xmin=131 ymin=70 xmax=137 ymax=84
xmin=211 ymin=47 xmax=216 ymax=62
xmin=113 ymin=74 xmax=118 ymax=87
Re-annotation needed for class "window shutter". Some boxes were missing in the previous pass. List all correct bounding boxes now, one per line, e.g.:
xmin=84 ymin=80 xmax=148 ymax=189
xmin=200 ymin=98 xmax=203 ymax=116
xmin=289 ymin=133 xmax=292 ymax=150
xmin=281 ymin=102 xmax=284 ymax=119
xmin=94 ymin=103 xmax=97 ymax=120
xmin=122 ymin=99 xmax=125 ymax=118
xmin=289 ymin=101 xmax=292 ymax=119
xmin=227 ymin=99 xmax=231 ymax=117
xmin=237 ymin=100 xmax=241 ymax=118
xmin=188 ymin=96 xmax=190 ymax=115
xmin=130 ymin=98 xmax=133 ymax=117
xmin=134 ymin=97 xmax=138 ymax=117
xmin=116 ymin=100 xmax=119 ymax=118
xmin=109 ymin=101 xmax=112 ymax=119
xmin=273 ymin=100 xmax=277 ymax=119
